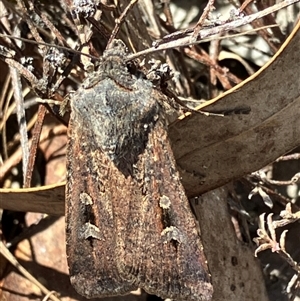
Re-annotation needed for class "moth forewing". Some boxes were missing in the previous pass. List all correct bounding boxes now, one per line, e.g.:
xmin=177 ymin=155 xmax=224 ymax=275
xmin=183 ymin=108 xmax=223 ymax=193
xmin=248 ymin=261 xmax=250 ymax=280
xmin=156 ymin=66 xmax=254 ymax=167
xmin=65 ymin=92 xmax=137 ymax=297
xmin=113 ymin=112 xmax=213 ymax=301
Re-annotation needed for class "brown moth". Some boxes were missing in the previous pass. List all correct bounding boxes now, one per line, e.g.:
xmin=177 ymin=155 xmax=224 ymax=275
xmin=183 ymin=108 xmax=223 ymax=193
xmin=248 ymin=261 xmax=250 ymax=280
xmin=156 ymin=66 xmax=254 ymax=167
xmin=65 ymin=39 xmax=213 ymax=301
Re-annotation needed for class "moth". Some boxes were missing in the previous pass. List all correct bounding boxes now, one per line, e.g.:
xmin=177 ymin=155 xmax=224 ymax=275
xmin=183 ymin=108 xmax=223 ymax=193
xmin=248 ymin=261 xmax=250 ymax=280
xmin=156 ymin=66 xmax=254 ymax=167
xmin=65 ymin=39 xmax=213 ymax=301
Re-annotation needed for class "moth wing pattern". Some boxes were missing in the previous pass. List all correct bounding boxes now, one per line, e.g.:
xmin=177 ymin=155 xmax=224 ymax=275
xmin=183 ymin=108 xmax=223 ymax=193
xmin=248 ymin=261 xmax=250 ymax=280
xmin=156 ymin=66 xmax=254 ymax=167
xmin=113 ymin=99 xmax=213 ymax=301
xmin=66 ymin=117 xmax=137 ymax=297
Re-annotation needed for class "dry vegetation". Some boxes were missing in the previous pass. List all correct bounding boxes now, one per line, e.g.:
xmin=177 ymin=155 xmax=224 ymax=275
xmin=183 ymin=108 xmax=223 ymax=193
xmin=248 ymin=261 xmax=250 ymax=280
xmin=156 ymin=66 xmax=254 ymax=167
xmin=0 ymin=0 xmax=300 ymax=301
